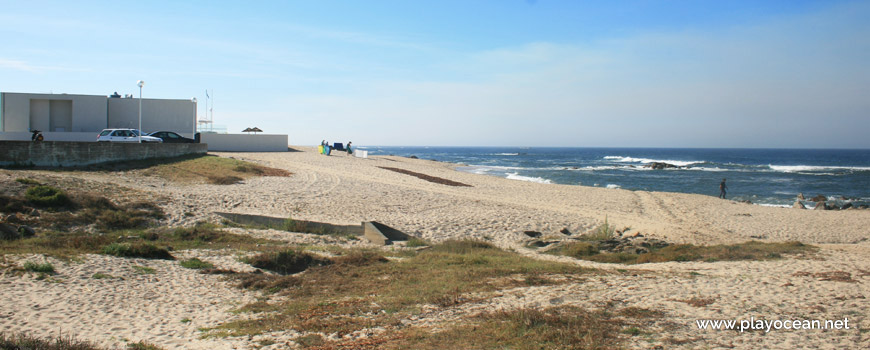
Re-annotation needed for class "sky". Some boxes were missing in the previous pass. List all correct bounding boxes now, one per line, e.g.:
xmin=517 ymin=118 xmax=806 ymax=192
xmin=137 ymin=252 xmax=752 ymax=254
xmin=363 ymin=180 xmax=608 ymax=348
xmin=1 ymin=0 xmax=868 ymax=148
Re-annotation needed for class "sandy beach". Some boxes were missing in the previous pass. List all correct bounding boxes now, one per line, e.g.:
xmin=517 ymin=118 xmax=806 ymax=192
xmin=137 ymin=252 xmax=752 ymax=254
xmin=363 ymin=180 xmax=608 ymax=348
xmin=2 ymin=147 xmax=868 ymax=349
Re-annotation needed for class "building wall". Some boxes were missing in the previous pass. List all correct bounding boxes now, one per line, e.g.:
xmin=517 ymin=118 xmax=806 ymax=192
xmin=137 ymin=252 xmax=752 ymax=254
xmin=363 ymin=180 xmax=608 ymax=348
xmin=108 ymin=98 xmax=195 ymax=133
xmin=1 ymin=92 xmax=193 ymax=134
xmin=1 ymin=93 xmax=107 ymax=132
xmin=200 ymin=133 xmax=288 ymax=152
xmin=0 ymin=141 xmax=207 ymax=167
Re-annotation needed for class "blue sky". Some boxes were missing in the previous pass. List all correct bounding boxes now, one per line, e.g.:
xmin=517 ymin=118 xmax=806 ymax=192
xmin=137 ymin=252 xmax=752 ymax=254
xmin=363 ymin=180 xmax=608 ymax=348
xmin=1 ymin=0 xmax=868 ymax=148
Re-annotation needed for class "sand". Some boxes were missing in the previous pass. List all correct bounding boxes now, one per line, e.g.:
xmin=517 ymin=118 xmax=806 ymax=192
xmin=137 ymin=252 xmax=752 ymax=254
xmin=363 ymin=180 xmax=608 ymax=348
xmin=1 ymin=146 xmax=868 ymax=349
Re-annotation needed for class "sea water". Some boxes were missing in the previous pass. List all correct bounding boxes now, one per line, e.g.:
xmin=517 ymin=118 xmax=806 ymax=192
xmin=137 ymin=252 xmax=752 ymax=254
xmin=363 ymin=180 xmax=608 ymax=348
xmin=362 ymin=147 xmax=870 ymax=208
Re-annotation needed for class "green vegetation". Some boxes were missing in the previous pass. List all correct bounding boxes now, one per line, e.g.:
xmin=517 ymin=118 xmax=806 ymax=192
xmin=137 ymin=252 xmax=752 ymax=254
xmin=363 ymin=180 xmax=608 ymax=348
xmin=216 ymin=240 xmax=592 ymax=339
xmin=553 ymin=240 xmax=815 ymax=264
xmin=91 ymin=273 xmax=114 ymax=279
xmin=23 ymin=261 xmax=55 ymax=274
xmin=0 ymin=224 xmax=282 ymax=259
xmin=25 ymin=185 xmax=71 ymax=207
xmin=141 ymin=155 xmax=290 ymax=185
xmin=132 ymin=266 xmax=156 ymax=274
xmin=180 ymin=258 xmax=214 ymax=269
xmin=102 ymin=243 xmax=174 ymax=260
xmin=0 ymin=332 xmax=101 ymax=350
xmin=15 ymin=178 xmax=42 ymax=185
xmin=578 ymin=216 xmax=616 ymax=241
xmin=244 ymin=250 xmax=330 ymax=275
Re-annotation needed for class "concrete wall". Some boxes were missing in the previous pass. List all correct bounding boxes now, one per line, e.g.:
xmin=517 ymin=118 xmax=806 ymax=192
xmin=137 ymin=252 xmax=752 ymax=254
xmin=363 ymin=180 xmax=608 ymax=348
xmin=0 ymin=132 xmax=101 ymax=142
xmin=108 ymin=98 xmax=195 ymax=134
xmin=0 ymin=141 xmax=207 ymax=167
xmin=1 ymin=93 xmax=107 ymax=132
xmin=200 ymin=133 xmax=288 ymax=152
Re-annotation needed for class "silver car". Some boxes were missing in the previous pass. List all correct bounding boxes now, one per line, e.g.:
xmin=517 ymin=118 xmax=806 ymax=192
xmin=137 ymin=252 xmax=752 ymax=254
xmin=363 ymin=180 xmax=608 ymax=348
xmin=97 ymin=129 xmax=163 ymax=143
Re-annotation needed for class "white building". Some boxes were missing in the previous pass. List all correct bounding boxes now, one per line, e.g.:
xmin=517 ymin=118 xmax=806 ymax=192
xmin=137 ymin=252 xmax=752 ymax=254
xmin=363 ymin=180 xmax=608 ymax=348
xmin=0 ymin=92 xmax=196 ymax=141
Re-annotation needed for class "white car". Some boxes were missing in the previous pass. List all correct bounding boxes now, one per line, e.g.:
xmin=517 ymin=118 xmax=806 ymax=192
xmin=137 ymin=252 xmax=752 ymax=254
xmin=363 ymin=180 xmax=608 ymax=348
xmin=97 ymin=129 xmax=163 ymax=143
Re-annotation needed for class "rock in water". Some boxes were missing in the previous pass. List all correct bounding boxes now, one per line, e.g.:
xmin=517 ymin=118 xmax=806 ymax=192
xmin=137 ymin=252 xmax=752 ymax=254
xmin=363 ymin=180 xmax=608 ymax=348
xmin=645 ymin=162 xmax=678 ymax=170
xmin=793 ymin=201 xmax=806 ymax=209
xmin=810 ymin=195 xmax=827 ymax=202
xmin=796 ymin=193 xmax=805 ymax=200
xmin=813 ymin=201 xmax=828 ymax=210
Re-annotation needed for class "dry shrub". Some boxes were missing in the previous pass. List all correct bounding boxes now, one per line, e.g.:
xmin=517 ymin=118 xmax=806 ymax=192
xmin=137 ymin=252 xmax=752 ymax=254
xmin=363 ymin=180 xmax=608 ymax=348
xmin=246 ymin=250 xmax=331 ymax=275
xmin=793 ymin=271 xmax=856 ymax=283
xmin=333 ymin=251 xmax=389 ymax=266
xmin=102 ymin=243 xmax=174 ymax=260
xmin=234 ymin=273 xmax=301 ymax=292
xmin=207 ymin=175 xmax=243 ymax=185
xmin=561 ymin=242 xmax=598 ymax=257
xmin=674 ymin=297 xmax=716 ymax=307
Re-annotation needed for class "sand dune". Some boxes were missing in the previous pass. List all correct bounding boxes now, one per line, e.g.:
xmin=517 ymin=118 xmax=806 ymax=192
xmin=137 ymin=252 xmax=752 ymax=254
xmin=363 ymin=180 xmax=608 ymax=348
xmin=2 ymin=147 xmax=868 ymax=349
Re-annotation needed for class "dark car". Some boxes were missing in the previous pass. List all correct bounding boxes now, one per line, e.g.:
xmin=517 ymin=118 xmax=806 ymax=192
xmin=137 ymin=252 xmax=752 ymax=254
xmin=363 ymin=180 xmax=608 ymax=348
xmin=147 ymin=131 xmax=195 ymax=143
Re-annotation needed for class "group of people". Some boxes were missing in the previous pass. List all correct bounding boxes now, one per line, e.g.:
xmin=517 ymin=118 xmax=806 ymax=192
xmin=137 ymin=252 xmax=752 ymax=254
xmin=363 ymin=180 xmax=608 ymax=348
xmin=320 ymin=140 xmax=353 ymax=155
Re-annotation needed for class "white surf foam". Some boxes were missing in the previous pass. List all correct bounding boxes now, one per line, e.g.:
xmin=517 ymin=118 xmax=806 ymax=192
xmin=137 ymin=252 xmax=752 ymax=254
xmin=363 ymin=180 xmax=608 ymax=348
xmin=605 ymin=184 xmax=621 ymax=189
xmin=768 ymin=165 xmax=870 ymax=173
xmin=603 ymin=156 xmax=701 ymax=167
xmin=505 ymin=172 xmax=552 ymax=184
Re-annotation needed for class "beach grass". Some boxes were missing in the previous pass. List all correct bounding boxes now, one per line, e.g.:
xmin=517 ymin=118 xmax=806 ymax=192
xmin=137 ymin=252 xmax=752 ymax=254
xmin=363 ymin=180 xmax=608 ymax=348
xmin=179 ymin=258 xmax=214 ymax=269
xmin=0 ymin=222 xmax=285 ymax=259
xmin=23 ymin=261 xmax=55 ymax=274
xmin=213 ymin=240 xmax=594 ymax=339
xmin=381 ymin=306 xmax=620 ymax=350
xmin=0 ymin=332 xmax=101 ymax=350
xmin=102 ymin=243 xmax=174 ymax=260
xmin=553 ymin=240 xmax=815 ymax=264
xmin=140 ymin=155 xmax=291 ymax=184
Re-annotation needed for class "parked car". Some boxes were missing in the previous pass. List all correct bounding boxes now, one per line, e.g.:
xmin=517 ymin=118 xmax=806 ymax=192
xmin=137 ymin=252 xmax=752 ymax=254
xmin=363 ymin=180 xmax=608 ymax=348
xmin=97 ymin=129 xmax=163 ymax=143
xmin=147 ymin=131 xmax=195 ymax=143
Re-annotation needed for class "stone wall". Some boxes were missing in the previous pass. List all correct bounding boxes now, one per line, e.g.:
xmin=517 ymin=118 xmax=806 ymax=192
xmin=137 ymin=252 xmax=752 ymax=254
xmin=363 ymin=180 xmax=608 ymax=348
xmin=0 ymin=141 xmax=207 ymax=167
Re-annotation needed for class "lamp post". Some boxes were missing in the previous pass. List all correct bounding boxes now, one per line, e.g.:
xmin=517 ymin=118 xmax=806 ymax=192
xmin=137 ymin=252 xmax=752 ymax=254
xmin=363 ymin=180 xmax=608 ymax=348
xmin=192 ymin=97 xmax=197 ymax=140
xmin=137 ymin=80 xmax=145 ymax=143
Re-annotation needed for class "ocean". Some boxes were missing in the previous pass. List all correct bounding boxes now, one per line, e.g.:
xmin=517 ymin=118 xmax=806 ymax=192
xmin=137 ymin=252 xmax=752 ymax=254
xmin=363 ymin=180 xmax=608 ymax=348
xmin=361 ymin=147 xmax=870 ymax=208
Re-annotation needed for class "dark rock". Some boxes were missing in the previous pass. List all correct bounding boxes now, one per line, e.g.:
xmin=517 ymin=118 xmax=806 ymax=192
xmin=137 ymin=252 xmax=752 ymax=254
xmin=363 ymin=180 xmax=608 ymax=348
xmin=793 ymin=201 xmax=806 ymax=209
xmin=523 ymin=231 xmax=542 ymax=238
xmin=28 ymin=208 xmax=40 ymax=217
xmin=813 ymin=201 xmax=828 ymax=210
xmin=526 ymin=240 xmax=559 ymax=248
xmin=859 ymin=205 xmax=869 ymax=210
xmin=741 ymin=200 xmax=752 ymax=204
xmin=17 ymin=225 xmax=35 ymax=238
xmin=0 ymin=223 xmax=21 ymax=241
xmin=809 ymin=195 xmax=827 ymax=202
xmin=559 ymin=228 xmax=572 ymax=235
xmin=620 ymin=246 xmax=650 ymax=254
xmin=645 ymin=162 xmax=678 ymax=170
xmin=4 ymin=214 xmax=23 ymax=224
xmin=409 ymin=155 xmax=418 ymax=159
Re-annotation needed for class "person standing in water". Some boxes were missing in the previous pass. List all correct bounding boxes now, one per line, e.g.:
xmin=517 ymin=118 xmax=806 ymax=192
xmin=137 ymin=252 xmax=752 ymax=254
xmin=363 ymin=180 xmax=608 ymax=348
xmin=719 ymin=178 xmax=728 ymax=199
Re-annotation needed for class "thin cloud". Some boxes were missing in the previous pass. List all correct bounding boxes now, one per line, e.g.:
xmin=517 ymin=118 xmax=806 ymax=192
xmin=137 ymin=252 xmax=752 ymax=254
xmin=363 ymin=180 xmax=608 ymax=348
xmin=0 ymin=58 xmax=88 ymax=73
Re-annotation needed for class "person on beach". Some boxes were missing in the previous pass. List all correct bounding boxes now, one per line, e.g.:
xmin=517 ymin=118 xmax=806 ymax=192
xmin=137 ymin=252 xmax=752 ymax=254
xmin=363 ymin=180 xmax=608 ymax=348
xmin=719 ymin=178 xmax=728 ymax=199
xmin=346 ymin=141 xmax=353 ymax=156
